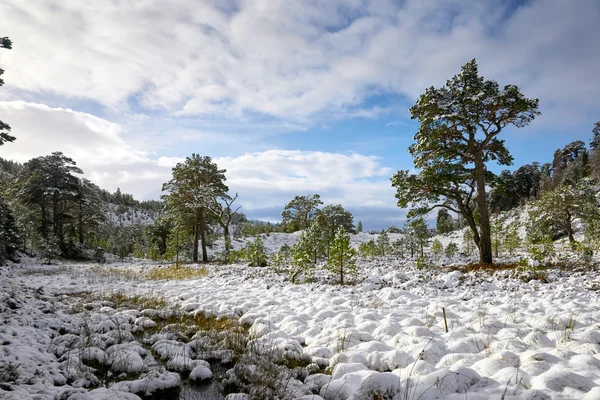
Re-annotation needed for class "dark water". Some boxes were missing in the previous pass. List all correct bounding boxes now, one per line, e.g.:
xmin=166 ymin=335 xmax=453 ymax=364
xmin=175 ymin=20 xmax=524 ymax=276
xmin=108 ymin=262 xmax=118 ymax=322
xmin=179 ymin=381 xmax=224 ymax=400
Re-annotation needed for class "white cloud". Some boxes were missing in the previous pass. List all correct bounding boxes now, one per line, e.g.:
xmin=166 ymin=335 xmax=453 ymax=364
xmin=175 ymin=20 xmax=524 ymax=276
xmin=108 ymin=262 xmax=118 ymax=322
xmin=1 ymin=0 xmax=598 ymax=126
xmin=0 ymin=101 xmax=171 ymax=199
xmin=0 ymin=101 xmax=401 ymax=227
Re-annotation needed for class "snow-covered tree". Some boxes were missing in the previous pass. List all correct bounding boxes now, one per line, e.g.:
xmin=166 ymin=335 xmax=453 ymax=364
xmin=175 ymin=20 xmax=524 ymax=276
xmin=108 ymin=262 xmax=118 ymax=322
xmin=0 ymin=37 xmax=15 ymax=146
xmin=409 ymin=217 xmax=430 ymax=258
xmin=12 ymin=152 xmax=83 ymax=250
xmin=356 ymin=221 xmax=363 ymax=233
xmin=431 ymin=239 xmax=443 ymax=258
xmin=208 ymin=193 xmax=241 ymax=259
xmin=528 ymin=183 xmax=591 ymax=245
xmin=290 ymin=231 xmax=316 ymax=283
xmin=503 ymin=222 xmax=521 ymax=256
xmin=0 ymin=193 xmax=19 ymax=264
xmin=445 ymin=242 xmax=458 ymax=258
xmin=376 ymin=229 xmax=392 ymax=257
xmin=392 ymin=59 xmax=540 ymax=264
xmin=591 ymin=120 xmax=600 ymax=151
xmin=162 ymin=154 xmax=228 ymax=262
xmin=281 ymin=194 xmax=323 ymax=232
xmin=436 ymin=209 xmax=455 ymax=234
xmin=326 ymin=227 xmax=357 ymax=285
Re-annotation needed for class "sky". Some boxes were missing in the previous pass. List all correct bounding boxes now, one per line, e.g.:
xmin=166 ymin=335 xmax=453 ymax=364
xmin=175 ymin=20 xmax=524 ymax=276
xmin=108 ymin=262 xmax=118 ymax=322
xmin=0 ymin=0 xmax=599 ymax=230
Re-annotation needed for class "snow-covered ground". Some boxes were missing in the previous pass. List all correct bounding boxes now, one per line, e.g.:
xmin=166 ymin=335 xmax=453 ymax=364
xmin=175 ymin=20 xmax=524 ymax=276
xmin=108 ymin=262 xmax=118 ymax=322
xmin=1 ymin=238 xmax=600 ymax=399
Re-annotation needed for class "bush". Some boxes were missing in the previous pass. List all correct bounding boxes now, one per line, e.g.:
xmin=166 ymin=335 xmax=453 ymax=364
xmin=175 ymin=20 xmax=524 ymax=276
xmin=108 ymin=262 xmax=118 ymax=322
xmin=431 ymin=239 xmax=443 ymax=258
xmin=246 ymin=237 xmax=267 ymax=267
xmin=445 ymin=242 xmax=458 ymax=258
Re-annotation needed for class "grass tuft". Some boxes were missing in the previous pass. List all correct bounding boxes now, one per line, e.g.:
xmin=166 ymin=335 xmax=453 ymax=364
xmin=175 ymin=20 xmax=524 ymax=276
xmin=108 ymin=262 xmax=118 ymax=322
xmin=147 ymin=264 xmax=209 ymax=280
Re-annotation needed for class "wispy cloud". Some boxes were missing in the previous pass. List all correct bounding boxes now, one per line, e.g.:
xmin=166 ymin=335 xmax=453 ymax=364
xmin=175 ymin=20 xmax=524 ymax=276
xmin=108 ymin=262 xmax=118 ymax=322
xmin=2 ymin=0 xmax=598 ymax=126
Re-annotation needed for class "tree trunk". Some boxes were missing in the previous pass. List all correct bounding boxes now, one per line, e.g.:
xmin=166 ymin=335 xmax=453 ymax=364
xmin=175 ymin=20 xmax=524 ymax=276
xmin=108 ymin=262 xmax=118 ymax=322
xmin=193 ymin=215 xmax=199 ymax=262
xmin=223 ymin=225 xmax=230 ymax=257
xmin=474 ymin=153 xmax=493 ymax=264
xmin=199 ymin=207 xmax=208 ymax=262
xmin=53 ymin=191 xmax=59 ymax=237
xmin=566 ymin=216 xmax=575 ymax=243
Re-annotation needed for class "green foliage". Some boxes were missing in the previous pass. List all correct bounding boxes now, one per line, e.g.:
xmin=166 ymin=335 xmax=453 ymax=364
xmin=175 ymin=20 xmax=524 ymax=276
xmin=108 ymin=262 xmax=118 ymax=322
xmin=326 ymin=227 xmax=357 ymax=285
xmin=392 ymin=59 xmax=540 ymax=264
xmin=436 ymin=209 xmax=455 ymax=234
xmin=272 ymin=244 xmax=292 ymax=273
xmin=490 ymin=215 xmax=504 ymax=257
xmin=503 ymin=222 xmax=521 ymax=256
xmin=387 ymin=225 xmax=401 ymax=233
xmin=39 ymin=236 xmax=61 ymax=264
xmin=246 ymin=236 xmax=267 ymax=267
xmin=356 ymin=221 xmax=363 ymax=233
xmin=392 ymin=238 xmax=406 ymax=258
xmin=0 ymin=193 xmax=19 ymax=264
xmin=445 ymin=242 xmax=458 ymax=258
xmin=290 ymin=231 xmax=316 ymax=283
xmin=358 ymin=240 xmax=377 ymax=259
xmin=228 ymin=247 xmax=248 ymax=264
xmin=524 ymin=236 xmax=554 ymax=272
xmin=591 ymin=120 xmax=600 ymax=151
xmin=376 ymin=229 xmax=392 ymax=257
xmin=281 ymin=194 xmax=323 ymax=232
xmin=431 ymin=239 xmax=443 ymax=258
xmin=528 ymin=183 xmax=591 ymax=244
xmin=463 ymin=230 xmax=475 ymax=255
xmin=7 ymin=152 xmax=109 ymax=256
xmin=0 ymin=36 xmax=15 ymax=146
xmin=414 ymin=257 xmax=428 ymax=270
xmin=162 ymin=154 xmax=228 ymax=262
xmin=238 ymin=220 xmax=280 ymax=237
xmin=409 ymin=217 xmax=430 ymax=258
xmin=319 ymin=204 xmax=355 ymax=233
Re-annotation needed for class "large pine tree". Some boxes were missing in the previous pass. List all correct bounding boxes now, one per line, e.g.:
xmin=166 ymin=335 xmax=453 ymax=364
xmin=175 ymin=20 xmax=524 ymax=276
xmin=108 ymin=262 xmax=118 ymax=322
xmin=392 ymin=59 xmax=540 ymax=264
xmin=162 ymin=154 xmax=228 ymax=262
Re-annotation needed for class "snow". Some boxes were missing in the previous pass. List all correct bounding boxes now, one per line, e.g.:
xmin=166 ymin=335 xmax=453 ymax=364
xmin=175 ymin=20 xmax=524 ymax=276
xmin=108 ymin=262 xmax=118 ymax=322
xmin=1 ymin=228 xmax=600 ymax=399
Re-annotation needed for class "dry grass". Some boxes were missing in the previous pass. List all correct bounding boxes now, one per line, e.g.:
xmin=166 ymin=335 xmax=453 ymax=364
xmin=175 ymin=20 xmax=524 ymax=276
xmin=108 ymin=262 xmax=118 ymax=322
xmin=90 ymin=264 xmax=209 ymax=281
xmin=102 ymin=292 xmax=167 ymax=310
xmin=444 ymin=262 xmax=519 ymax=273
xmin=147 ymin=264 xmax=209 ymax=280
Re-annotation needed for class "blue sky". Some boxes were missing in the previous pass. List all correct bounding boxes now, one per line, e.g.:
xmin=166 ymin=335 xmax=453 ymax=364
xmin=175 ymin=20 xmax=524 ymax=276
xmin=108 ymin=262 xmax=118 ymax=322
xmin=1 ymin=0 xmax=599 ymax=229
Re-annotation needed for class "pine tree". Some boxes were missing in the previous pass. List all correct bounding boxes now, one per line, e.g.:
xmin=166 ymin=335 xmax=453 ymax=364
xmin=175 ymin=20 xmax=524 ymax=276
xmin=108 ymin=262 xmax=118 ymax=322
xmin=503 ymin=222 xmax=521 ymax=256
xmin=162 ymin=154 xmax=228 ymax=262
xmin=431 ymin=239 xmax=443 ymax=258
xmin=490 ymin=215 xmax=504 ymax=257
xmin=246 ymin=236 xmax=267 ymax=267
xmin=591 ymin=121 xmax=600 ymax=151
xmin=0 ymin=36 xmax=15 ymax=146
xmin=436 ymin=209 xmax=455 ymax=234
xmin=290 ymin=231 xmax=315 ymax=283
xmin=393 ymin=59 xmax=540 ymax=264
xmin=410 ymin=218 xmax=430 ymax=258
xmin=445 ymin=242 xmax=458 ymax=258
xmin=326 ymin=227 xmax=357 ymax=285
xmin=0 ymin=193 xmax=19 ymax=264
xmin=281 ymin=194 xmax=322 ymax=231
xmin=376 ymin=229 xmax=391 ymax=257
xmin=356 ymin=221 xmax=363 ymax=233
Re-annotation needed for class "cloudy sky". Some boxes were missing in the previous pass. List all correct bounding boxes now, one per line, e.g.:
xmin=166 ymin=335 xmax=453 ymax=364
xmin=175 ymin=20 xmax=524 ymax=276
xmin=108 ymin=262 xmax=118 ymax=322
xmin=1 ymin=0 xmax=599 ymax=229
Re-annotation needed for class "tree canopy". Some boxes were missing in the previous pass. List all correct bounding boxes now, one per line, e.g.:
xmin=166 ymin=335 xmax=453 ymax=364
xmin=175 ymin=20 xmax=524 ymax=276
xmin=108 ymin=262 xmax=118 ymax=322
xmin=0 ymin=36 xmax=15 ymax=146
xmin=162 ymin=154 xmax=228 ymax=262
xmin=392 ymin=59 xmax=540 ymax=264
xmin=281 ymin=194 xmax=323 ymax=232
